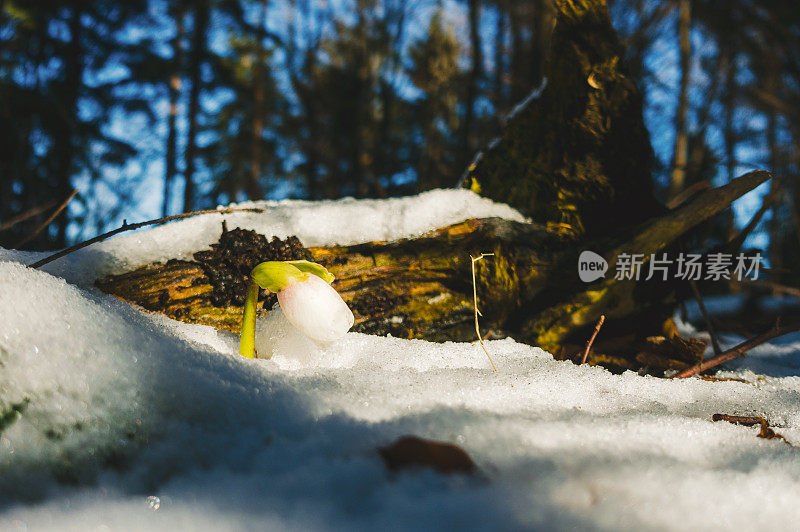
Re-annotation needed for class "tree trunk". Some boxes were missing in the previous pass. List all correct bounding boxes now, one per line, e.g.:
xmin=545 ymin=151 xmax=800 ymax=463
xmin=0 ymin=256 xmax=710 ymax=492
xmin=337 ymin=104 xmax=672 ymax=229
xmin=465 ymin=0 xmax=659 ymax=240
xmin=764 ymin=61 xmax=782 ymax=282
xmin=97 ymin=170 xmax=769 ymax=374
xmin=304 ymin=92 xmax=322 ymax=199
xmin=721 ymin=40 xmax=738 ymax=239
xmin=286 ymin=5 xmax=322 ymax=199
xmin=493 ymin=1 xmax=506 ymax=110
xmin=668 ymin=0 xmax=691 ymax=200
xmin=462 ymin=0 xmax=482 ymax=164
xmin=53 ymin=7 xmax=83 ymax=247
xmin=669 ymin=0 xmax=692 ymax=202
xmin=163 ymin=9 xmax=184 ymax=218
xmin=248 ymin=0 xmax=268 ymax=201
xmin=183 ymin=0 xmax=209 ymax=212
xmin=508 ymin=2 xmax=523 ymax=102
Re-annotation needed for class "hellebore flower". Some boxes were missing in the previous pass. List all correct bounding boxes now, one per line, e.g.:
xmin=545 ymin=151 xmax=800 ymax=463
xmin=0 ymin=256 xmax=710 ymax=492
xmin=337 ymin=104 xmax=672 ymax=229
xmin=238 ymin=260 xmax=354 ymax=358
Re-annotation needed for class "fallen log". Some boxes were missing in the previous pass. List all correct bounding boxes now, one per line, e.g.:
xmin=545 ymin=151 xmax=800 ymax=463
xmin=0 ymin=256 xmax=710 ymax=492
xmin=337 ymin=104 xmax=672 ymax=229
xmin=97 ymin=171 xmax=770 ymax=373
xmin=97 ymin=217 xmax=559 ymax=343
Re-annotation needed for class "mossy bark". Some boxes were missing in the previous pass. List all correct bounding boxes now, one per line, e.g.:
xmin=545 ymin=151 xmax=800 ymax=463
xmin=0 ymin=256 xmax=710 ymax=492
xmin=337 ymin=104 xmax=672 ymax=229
xmin=98 ymin=218 xmax=559 ymax=343
xmin=464 ymin=0 xmax=661 ymax=239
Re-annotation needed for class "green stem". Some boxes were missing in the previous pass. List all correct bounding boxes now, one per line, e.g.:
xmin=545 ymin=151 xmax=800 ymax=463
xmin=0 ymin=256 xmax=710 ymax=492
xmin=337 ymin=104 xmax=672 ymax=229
xmin=239 ymin=279 xmax=259 ymax=358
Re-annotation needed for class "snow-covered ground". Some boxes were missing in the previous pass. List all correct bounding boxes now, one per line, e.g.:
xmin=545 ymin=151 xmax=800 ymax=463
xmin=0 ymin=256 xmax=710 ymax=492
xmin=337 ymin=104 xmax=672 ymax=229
xmin=2 ymin=190 xmax=800 ymax=531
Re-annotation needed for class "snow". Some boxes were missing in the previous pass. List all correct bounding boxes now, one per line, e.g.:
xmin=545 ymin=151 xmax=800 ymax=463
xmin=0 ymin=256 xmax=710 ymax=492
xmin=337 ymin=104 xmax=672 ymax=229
xmin=0 ymin=189 xmax=527 ymax=286
xmin=2 ymin=191 xmax=800 ymax=531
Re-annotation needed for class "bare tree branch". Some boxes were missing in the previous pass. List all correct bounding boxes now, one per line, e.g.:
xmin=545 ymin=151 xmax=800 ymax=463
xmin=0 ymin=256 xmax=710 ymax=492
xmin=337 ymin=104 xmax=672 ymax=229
xmin=15 ymin=189 xmax=79 ymax=248
xmin=0 ymin=198 xmax=61 ymax=233
xmin=28 ymin=207 xmax=265 ymax=270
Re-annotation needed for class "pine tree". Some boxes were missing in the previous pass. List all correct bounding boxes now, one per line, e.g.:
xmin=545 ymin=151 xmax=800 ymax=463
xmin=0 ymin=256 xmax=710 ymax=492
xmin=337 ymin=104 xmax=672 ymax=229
xmin=287 ymin=0 xmax=408 ymax=198
xmin=0 ymin=0 xmax=154 ymax=249
xmin=162 ymin=3 xmax=187 ymax=217
xmin=182 ymin=0 xmax=210 ymax=212
xmin=208 ymin=0 xmax=284 ymax=204
xmin=408 ymin=10 xmax=462 ymax=190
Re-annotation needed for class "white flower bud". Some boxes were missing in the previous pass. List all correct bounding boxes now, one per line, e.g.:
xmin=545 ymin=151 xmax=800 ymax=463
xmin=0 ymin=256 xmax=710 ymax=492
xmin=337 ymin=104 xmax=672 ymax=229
xmin=277 ymin=273 xmax=354 ymax=344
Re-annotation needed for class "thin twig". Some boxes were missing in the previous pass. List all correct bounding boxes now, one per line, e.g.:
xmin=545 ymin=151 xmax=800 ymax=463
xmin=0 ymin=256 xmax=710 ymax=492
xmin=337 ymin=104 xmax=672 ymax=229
xmin=28 ymin=206 xmax=265 ymax=269
xmin=673 ymin=318 xmax=800 ymax=378
xmin=0 ymin=197 xmax=61 ymax=232
xmin=471 ymin=253 xmax=497 ymax=372
xmin=689 ymin=280 xmax=721 ymax=357
xmin=580 ymin=315 xmax=605 ymax=365
xmin=724 ymin=185 xmax=777 ymax=254
xmin=15 ymin=189 xmax=79 ymax=248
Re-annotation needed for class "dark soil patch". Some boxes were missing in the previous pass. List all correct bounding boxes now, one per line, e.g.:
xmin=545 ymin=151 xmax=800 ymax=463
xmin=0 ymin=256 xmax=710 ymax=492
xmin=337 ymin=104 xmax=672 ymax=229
xmin=193 ymin=222 xmax=311 ymax=308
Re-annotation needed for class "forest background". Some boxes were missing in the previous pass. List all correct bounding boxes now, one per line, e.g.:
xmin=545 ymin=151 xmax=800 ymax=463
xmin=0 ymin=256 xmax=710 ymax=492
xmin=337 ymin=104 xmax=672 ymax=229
xmin=2 ymin=0 xmax=799 ymax=284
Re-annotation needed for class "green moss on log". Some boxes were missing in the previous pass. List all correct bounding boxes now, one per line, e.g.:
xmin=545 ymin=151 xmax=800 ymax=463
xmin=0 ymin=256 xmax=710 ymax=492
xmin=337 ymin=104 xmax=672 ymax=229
xmin=96 ymin=172 xmax=769 ymax=375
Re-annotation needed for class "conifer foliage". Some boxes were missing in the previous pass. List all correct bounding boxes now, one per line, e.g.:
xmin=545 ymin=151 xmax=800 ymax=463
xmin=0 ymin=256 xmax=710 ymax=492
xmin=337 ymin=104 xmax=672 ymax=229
xmin=1 ymin=0 xmax=800 ymax=287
